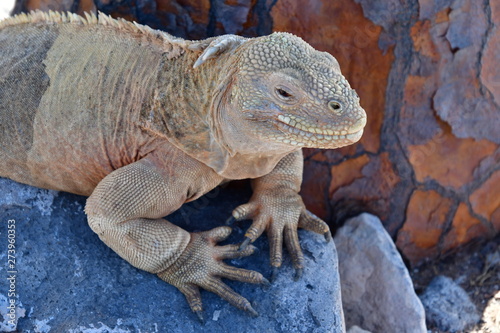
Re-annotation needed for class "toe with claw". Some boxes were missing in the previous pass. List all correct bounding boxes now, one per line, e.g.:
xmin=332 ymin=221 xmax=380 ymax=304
xmin=157 ymin=226 xmax=266 ymax=319
xmin=229 ymin=190 xmax=331 ymax=283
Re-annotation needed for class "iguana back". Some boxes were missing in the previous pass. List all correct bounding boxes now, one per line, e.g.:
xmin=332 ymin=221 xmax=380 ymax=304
xmin=0 ymin=12 xmax=196 ymax=195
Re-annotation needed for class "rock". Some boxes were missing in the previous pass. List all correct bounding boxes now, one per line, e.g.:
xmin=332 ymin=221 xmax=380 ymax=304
xmin=442 ymin=203 xmax=490 ymax=252
xmin=407 ymin=130 xmax=497 ymax=190
xmin=14 ymin=0 xmax=96 ymax=16
xmin=479 ymin=290 xmax=500 ymax=332
xmin=334 ymin=213 xmax=426 ymax=333
xmin=330 ymin=153 xmax=400 ymax=229
xmin=396 ymin=190 xmax=453 ymax=264
xmin=470 ymin=169 xmax=500 ymax=232
xmin=346 ymin=325 xmax=372 ymax=333
xmin=0 ymin=178 xmax=344 ymax=332
xmin=433 ymin=0 xmax=500 ymax=143
xmin=419 ymin=275 xmax=480 ymax=332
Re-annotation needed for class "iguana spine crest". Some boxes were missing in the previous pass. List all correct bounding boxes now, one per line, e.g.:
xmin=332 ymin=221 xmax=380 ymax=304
xmin=0 ymin=10 xmax=187 ymax=48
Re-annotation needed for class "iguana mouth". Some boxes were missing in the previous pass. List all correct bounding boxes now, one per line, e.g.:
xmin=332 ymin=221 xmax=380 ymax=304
xmin=274 ymin=114 xmax=365 ymax=146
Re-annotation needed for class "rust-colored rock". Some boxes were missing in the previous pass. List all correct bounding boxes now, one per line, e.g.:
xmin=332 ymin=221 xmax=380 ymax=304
xmin=408 ymin=126 xmax=498 ymax=190
xmin=330 ymin=153 xmax=400 ymax=229
xmin=396 ymin=190 xmax=453 ymax=265
xmin=442 ymin=203 xmax=490 ymax=253
xmin=329 ymin=154 xmax=370 ymax=195
xmin=301 ymin=160 xmax=330 ymax=219
xmin=18 ymin=0 xmax=96 ymax=14
xmin=432 ymin=0 xmax=500 ymax=144
xmin=470 ymin=169 xmax=500 ymax=232
xmin=411 ymin=20 xmax=439 ymax=60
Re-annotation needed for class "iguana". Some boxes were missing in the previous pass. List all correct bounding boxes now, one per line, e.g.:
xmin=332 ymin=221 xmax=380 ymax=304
xmin=0 ymin=11 xmax=366 ymax=320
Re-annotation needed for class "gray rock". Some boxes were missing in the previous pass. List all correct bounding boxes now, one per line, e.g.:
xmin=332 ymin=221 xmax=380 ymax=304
xmin=480 ymin=290 xmax=500 ymax=332
xmin=346 ymin=325 xmax=372 ymax=333
xmin=334 ymin=213 xmax=427 ymax=333
xmin=0 ymin=178 xmax=344 ymax=332
xmin=419 ymin=275 xmax=480 ymax=332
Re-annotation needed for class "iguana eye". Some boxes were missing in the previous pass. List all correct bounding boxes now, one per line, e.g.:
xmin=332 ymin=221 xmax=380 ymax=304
xmin=275 ymin=87 xmax=294 ymax=100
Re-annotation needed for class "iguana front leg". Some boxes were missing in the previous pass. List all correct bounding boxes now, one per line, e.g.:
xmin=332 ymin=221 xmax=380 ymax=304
xmin=229 ymin=150 xmax=331 ymax=280
xmin=84 ymin=150 xmax=266 ymax=320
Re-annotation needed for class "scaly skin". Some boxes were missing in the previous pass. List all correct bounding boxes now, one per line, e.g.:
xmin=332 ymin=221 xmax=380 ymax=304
xmin=0 ymin=11 xmax=366 ymax=320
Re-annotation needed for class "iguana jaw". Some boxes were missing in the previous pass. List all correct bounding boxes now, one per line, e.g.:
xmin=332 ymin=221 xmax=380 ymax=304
xmin=270 ymin=113 xmax=365 ymax=148
xmin=224 ymin=99 xmax=366 ymax=151
xmin=276 ymin=114 xmax=365 ymax=136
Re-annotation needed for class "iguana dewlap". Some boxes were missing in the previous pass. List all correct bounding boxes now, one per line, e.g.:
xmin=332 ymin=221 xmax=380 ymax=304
xmin=0 ymin=11 xmax=366 ymax=320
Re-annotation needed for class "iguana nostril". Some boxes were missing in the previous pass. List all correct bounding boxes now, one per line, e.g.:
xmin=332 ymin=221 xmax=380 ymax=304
xmin=349 ymin=116 xmax=367 ymax=133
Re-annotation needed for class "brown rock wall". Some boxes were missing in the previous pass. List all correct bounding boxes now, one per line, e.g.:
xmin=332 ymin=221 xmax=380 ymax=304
xmin=470 ymin=169 xmax=500 ymax=231
xmin=392 ymin=0 xmax=499 ymax=264
xmin=442 ymin=203 xmax=490 ymax=252
xmin=14 ymin=0 xmax=96 ymax=14
xmin=407 ymin=127 xmax=497 ymax=190
xmin=331 ymin=153 xmax=400 ymax=230
xmin=396 ymin=190 xmax=454 ymax=264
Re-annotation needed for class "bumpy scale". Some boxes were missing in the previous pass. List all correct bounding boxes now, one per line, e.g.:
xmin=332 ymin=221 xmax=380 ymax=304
xmin=0 ymin=11 xmax=366 ymax=320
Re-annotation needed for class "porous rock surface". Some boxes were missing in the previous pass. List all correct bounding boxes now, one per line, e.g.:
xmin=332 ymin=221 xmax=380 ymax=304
xmin=0 ymin=178 xmax=344 ymax=332
xmin=420 ymin=275 xmax=481 ymax=332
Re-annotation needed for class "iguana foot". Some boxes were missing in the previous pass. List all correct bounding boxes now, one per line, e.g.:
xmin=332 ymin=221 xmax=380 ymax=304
xmin=157 ymin=226 xmax=268 ymax=319
xmin=230 ymin=193 xmax=331 ymax=280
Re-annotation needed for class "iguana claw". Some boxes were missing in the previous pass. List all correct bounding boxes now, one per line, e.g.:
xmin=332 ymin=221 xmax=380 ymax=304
xmin=324 ymin=230 xmax=332 ymax=242
xmin=270 ymin=266 xmax=279 ymax=283
xmin=239 ymin=236 xmax=252 ymax=251
xmin=246 ymin=304 xmax=259 ymax=317
xmin=225 ymin=215 xmax=236 ymax=225
xmin=158 ymin=226 xmax=266 ymax=318
xmin=294 ymin=268 xmax=303 ymax=281
xmin=229 ymin=187 xmax=332 ymax=284
xmin=195 ymin=310 xmax=205 ymax=324
xmin=262 ymin=277 xmax=272 ymax=288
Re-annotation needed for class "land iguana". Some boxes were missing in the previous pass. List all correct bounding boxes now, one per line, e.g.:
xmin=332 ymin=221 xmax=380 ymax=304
xmin=0 ymin=11 xmax=366 ymax=320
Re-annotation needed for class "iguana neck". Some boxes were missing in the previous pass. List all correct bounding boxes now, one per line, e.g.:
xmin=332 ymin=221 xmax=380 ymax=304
xmin=138 ymin=45 xmax=236 ymax=175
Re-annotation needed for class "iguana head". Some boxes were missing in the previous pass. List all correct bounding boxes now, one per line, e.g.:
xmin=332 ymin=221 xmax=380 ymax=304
xmin=220 ymin=32 xmax=366 ymax=152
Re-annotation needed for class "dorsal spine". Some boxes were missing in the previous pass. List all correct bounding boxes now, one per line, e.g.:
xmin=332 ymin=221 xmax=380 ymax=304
xmin=0 ymin=10 xmax=187 ymax=48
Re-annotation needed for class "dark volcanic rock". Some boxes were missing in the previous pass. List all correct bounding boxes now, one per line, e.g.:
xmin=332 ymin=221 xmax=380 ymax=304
xmin=0 ymin=178 xmax=344 ymax=332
